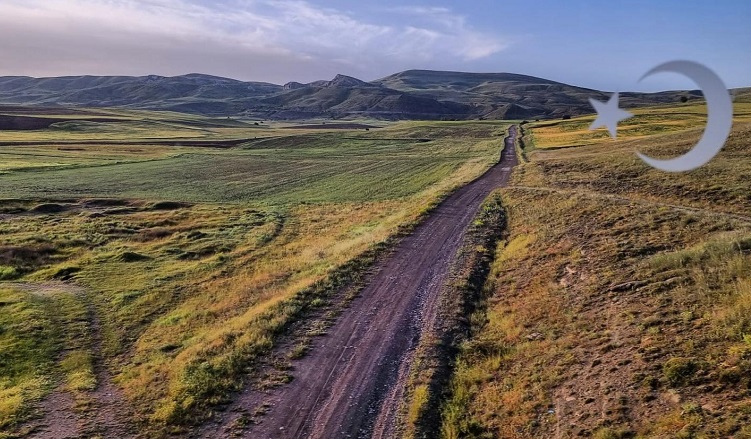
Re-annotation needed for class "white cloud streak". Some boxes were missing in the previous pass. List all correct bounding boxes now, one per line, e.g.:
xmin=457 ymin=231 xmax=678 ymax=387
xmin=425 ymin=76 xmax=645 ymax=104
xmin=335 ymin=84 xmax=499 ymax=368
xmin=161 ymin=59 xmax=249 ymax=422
xmin=0 ymin=0 xmax=510 ymax=82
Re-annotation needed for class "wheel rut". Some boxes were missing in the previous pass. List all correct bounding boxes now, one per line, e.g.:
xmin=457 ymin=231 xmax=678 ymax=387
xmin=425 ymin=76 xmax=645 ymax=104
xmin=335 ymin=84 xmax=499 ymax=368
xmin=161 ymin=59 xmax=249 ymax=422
xmin=204 ymin=126 xmax=519 ymax=439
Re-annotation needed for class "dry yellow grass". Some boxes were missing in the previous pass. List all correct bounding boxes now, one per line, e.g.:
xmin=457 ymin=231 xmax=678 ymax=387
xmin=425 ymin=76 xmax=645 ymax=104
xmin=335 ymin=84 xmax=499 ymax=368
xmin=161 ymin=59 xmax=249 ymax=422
xmin=442 ymin=114 xmax=751 ymax=437
xmin=524 ymin=102 xmax=751 ymax=149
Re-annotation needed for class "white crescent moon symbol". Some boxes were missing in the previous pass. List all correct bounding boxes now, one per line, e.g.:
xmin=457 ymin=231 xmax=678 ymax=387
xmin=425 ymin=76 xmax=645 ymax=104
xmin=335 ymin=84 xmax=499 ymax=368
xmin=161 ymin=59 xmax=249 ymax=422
xmin=637 ymin=60 xmax=733 ymax=172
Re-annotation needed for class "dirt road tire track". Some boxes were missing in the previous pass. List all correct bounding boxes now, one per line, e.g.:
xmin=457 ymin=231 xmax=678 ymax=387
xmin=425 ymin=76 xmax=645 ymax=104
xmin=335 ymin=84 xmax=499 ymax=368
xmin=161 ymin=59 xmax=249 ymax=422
xmin=7 ymin=283 xmax=135 ymax=439
xmin=202 ymin=125 xmax=519 ymax=439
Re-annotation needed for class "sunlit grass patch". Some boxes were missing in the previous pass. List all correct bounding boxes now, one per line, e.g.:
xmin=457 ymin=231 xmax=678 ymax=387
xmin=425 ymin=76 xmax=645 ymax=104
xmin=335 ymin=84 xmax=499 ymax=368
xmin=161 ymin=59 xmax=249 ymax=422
xmin=0 ymin=118 xmax=509 ymax=434
xmin=0 ymin=288 xmax=57 ymax=429
xmin=524 ymin=102 xmax=751 ymax=149
xmin=441 ymin=116 xmax=751 ymax=437
xmin=647 ymin=232 xmax=751 ymax=339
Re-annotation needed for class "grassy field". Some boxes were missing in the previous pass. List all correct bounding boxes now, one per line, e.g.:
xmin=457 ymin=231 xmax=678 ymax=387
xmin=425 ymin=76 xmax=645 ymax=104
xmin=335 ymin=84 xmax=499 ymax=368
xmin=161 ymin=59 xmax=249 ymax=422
xmin=0 ymin=111 xmax=507 ymax=436
xmin=441 ymin=108 xmax=751 ymax=437
xmin=522 ymin=101 xmax=751 ymax=150
xmin=7 ymin=100 xmax=750 ymax=438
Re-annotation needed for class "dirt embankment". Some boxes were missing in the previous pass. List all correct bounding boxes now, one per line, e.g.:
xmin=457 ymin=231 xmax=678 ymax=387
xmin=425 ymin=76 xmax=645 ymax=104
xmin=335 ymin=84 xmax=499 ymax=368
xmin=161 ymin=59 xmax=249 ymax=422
xmin=384 ymin=193 xmax=508 ymax=439
xmin=202 ymin=126 xmax=518 ymax=439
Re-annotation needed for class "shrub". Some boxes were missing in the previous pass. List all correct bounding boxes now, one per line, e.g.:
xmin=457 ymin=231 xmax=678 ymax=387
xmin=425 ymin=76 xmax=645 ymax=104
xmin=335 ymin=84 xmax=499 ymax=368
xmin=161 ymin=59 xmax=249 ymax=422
xmin=116 ymin=251 xmax=151 ymax=262
xmin=663 ymin=357 xmax=698 ymax=386
xmin=593 ymin=427 xmax=632 ymax=439
xmin=0 ymin=266 xmax=18 ymax=280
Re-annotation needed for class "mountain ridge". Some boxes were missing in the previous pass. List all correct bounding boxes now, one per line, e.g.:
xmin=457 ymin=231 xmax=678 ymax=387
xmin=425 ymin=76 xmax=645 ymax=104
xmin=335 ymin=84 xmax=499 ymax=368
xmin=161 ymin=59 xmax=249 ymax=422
xmin=0 ymin=70 xmax=716 ymax=120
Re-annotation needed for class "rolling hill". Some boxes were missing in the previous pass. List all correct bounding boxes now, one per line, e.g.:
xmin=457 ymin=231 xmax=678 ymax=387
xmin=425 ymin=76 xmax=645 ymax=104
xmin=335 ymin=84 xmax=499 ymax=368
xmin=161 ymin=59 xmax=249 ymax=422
xmin=0 ymin=70 xmax=710 ymax=120
xmin=0 ymin=73 xmax=281 ymax=116
xmin=374 ymin=70 xmax=705 ymax=118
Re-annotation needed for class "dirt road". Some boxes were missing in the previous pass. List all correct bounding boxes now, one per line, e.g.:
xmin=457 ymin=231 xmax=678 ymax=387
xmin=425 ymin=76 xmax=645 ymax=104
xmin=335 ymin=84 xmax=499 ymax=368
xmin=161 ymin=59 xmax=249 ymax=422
xmin=216 ymin=126 xmax=518 ymax=439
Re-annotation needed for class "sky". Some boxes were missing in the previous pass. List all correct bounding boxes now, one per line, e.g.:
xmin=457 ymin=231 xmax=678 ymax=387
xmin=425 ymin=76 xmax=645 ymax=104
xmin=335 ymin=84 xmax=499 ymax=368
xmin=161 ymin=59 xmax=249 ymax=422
xmin=0 ymin=0 xmax=749 ymax=91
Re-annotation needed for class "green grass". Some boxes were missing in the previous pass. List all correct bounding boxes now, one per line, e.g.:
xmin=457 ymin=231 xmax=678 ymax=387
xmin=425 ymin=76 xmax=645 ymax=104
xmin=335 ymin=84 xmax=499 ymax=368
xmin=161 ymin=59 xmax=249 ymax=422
xmin=0 ymin=107 xmax=272 ymax=143
xmin=0 ymin=112 xmax=508 ymax=436
xmin=0 ymin=122 xmax=501 ymax=203
xmin=0 ymin=289 xmax=57 ymax=429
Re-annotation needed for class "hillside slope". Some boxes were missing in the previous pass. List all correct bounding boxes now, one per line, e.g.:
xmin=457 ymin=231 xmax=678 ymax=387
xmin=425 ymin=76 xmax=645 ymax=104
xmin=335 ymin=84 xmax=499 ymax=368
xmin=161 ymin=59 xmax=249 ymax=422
xmin=438 ymin=105 xmax=751 ymax=439
xmin=374 ymin=69 xmax=705 ymax=119
xmin=0 ymin=74 xmax=281 ymax=115
xmin=0 ymin=70 xmax=711 ymax=120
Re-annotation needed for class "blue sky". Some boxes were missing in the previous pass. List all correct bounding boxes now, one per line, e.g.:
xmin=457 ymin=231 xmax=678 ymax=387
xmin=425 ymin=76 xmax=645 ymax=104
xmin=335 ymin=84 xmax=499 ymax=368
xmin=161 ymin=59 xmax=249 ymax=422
xmin=0 ymin=0 xmax=748 ymax=91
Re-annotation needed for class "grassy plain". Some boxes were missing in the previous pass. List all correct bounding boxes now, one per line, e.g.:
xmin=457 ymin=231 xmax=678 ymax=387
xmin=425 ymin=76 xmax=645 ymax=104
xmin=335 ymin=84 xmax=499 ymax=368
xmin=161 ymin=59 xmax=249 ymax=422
xmin=0 ymin=111 xmax=507 ymax=436
xmin=441 ymin=105 xmax=751 ymax=438
xmin=522 ymin=101 xmax=751 ymax=150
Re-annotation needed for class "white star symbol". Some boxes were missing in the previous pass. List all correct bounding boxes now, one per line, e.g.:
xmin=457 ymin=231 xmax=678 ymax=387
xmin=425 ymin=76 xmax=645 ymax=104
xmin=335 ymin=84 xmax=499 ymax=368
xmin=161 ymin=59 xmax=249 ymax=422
xmin=589 ymin=92 xmax=633 ymax=138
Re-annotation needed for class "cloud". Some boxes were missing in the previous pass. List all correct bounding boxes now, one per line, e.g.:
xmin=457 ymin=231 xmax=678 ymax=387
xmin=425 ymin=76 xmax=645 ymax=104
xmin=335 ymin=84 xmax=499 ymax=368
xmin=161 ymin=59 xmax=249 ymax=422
xmin=0 ymin=0 xmax=511 ymax=82
xmin=386 ymin=5 xmax=509 ymax=60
